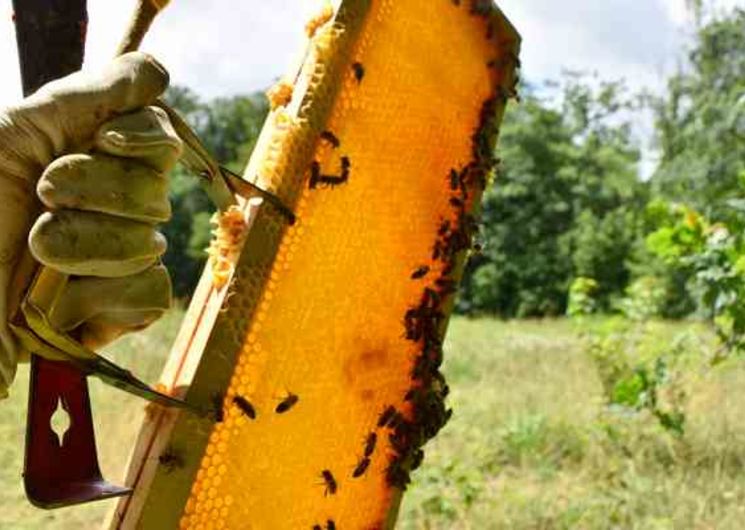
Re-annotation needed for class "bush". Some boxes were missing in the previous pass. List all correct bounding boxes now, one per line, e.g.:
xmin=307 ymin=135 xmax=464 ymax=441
xmin=618 ymin=276 xmax=669 ymax=321
xmin=584 ymin=319 xmax=688 ymax=436
xmin=567 ymin=277 xmax=599 ymax=317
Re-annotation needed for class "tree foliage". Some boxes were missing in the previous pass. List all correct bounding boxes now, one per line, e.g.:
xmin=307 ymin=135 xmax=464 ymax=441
xmin=651 ymin=7 xmax=745 ymax=220
xmin=459 ymin=75 xmax=645 ymax=317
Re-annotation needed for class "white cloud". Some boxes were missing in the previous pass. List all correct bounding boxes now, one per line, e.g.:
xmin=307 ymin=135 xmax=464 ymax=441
xmin=497 ymin=0 xmax=695 ymax=94
xmin=0 ymin=0 xmax=321 ymax=106
xmin=0 ymin=0 xmax=719 ymax=182
xmin=0 ymin=0 xmax=739 ymax=157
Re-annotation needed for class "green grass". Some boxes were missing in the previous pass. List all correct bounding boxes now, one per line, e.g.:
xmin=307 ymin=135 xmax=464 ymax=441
xmin=399 ymin=318 xmax=745 ymax=530
xmin=0 ymin=311 xmax=181 ymax=529
xmin=4 ymin=315 xmax=745 ymax=528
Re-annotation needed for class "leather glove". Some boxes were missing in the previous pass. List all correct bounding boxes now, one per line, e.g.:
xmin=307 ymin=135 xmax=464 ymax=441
xmin=0 ymin=52 xmax=182 ymax=397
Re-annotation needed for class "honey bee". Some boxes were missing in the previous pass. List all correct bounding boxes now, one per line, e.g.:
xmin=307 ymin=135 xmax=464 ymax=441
xmin=232 ymin=395 xmax=257 ymax=419
xmin=352 ymin=62 xmax=365 ymax=83
xmin=411 ymin=266 xmax=430 ymax=280
xmin=309 ymin=160 xmax=322 ymax=189
xmin=387 ymin=411 xmax=405 ymax=430
xmin=275 ymin=393 xmax=299 ymax=414
xmin=320 ymin=130 xmax=340 ymax=148
xmin=158 ymin=446 xmax=185 ymax=473
xmin=340 ymin=156 xmax=351 ymax=178
xmin=363 ymin=432 xmax=377 ymax=457
xmin=211 ymin=393 xmax=225 ymax=423
xmin=377 ymin=405 xmax=396 ymax=428
xmin=449 ymin=169 xmax=459 ymax=190
xmin=352 ymin=457 xmax=371 ymax=478
xmin=320 ymin=469 xmax=338 ymax=496
xmin=470 ymin=0 xmax=493 ymax=16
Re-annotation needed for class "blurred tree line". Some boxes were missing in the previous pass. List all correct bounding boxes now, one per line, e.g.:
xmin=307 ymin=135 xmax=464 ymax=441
xmin=161 ymin=5 xmax=744 ymax=323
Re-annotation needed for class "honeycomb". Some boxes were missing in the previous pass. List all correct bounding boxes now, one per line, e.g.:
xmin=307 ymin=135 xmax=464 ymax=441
xmin=115 ymin=1 xmax=519 ymax=528
xmin=207 ymin=206 xmax=249 ymax=291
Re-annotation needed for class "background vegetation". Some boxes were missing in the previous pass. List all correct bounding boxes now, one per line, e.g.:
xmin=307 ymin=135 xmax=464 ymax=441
xmin=1 ymin=3 xmax=744 ymax=529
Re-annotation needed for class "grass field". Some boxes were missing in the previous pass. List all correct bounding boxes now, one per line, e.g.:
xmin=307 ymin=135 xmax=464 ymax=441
xmin=3 ymin=314 xmax=745 ymax=529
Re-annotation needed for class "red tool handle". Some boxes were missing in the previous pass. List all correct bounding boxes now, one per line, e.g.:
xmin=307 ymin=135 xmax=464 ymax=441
xmin=13 ymin=0 xmax=131 ymax=508
xmin=25 ymin=358 xmax=130 ymax=507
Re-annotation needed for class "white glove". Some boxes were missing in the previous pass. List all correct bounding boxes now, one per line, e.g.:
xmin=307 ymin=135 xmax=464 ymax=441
xmin=0 ymin=52 xmax=183 ymax=397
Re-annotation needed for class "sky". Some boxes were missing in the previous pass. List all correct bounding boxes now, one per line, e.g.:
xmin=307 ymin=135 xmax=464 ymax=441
xmin=2 ymin=0 xmax=740 ymax=105
xmin=0 ymin=0 xmax=741 ymax=170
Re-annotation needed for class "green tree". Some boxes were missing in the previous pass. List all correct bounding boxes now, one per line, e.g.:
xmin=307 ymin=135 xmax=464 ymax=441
xmin=459 ymin=75 xmax=645 ymax=317
xmin=651 ymin=7 xmax=745 ymax=220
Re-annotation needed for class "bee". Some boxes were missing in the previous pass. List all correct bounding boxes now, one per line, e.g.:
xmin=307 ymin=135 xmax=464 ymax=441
xmin=438 ymin=220 xmax=451 ymax=236
xmin=448 ymin=169 xmax=459 ymax=190
xmin=352 ymin=62 xmax=365 ymax=83
xmin=317 ymin=156 xmax=351 ymax=188
xmin=327 ymin=520 xmax=336 ymax=530
xmin=510 ymin=51 xmax=523 ymax=69
xmin=320 ymin=469 xmax=338 ymax=496
xmin=313 ymin=525 xmax=322 ymax=530
xmin=320 ymin=130 xmax=340 ymax=148
xmin=435 ymin=277 xmax=458 ymax=296
xmin=403 ymin=309 xmax=423 ymax=341
xmin=470 ymin=0 xmax=493 ymax=16
xmin=318 ymin=175 xmax=347 ymax=188
xmin=411 ymin=448 xmax=425 ymax=470
xmin=387 ymin=411 xmax=405 ymax=430
xmin=411 ymin=266 xmax=429 ymax=280
xmin=309 ymin=160 xmax=321 ymax=189
xmin=422 ymin=287 xmax=442 ymax=309
xmin=377 ymin=405 xmax=396 ymax=428
xmin=340 ymin=156 xmax=351 ymax=179
xmin=158 ymin=446 xmax=184 ymax=473
xmin=386 ymin=459 xmax=411 ymax=490
xmin=275 ymin=393 xmax=299 ymax=414
xmin=432 ymin=240 xmax=445 ymax=261
xmin=211 ymin=393 xmax=225 ymax=423
xmin=411 ymin=356 xmax=430 ymax=379
xmin=352 ymin=457 xmax=371 ymax=478
xmin=424 ymin=342 xmax=444 ymax=368
xmin=233 ymin=395 xmax=257 ymax=419
xmin=363 ymin=432 xmax=377 ymax=457
xmin=449 ymin=196 xmax=464 ymax=209
xmin=486 ymin=22 xmax=495 ymax=40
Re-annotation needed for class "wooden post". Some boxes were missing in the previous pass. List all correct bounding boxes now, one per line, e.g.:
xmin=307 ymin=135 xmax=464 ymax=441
xmin=12 ymin=0 xmax=87 ymax=95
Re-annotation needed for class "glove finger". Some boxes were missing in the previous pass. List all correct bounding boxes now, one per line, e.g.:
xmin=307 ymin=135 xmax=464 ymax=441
xmin=38 ymin=153 xmax=171 ymax=224
xmin=95 ymin=106 xmax=183 ymax=172
xmin=11 ymin=52 xmax=169 ymax=168
xmin=0 ymin=178 xmax=34 ymax=390
xmin=48 ymin=264 xmax=171 ymax=343
xmin=29 ymin=210 xmax=166 ymax=277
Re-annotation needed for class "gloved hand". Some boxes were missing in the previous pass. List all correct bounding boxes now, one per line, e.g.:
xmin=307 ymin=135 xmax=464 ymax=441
xmin=0 ymin=52 xmax=182 ymax=397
